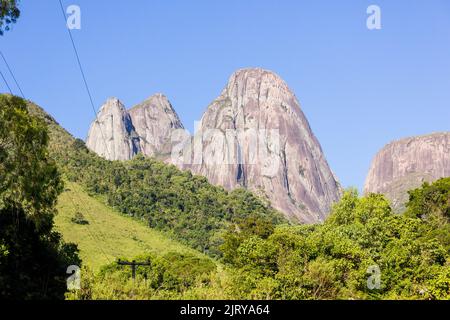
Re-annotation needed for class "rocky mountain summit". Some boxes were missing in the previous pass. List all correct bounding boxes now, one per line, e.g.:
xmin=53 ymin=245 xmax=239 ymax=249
xmin=177 ymin=68 xmax=341 ymax=223
xmin=129 ymin=94 xmax=184 ymax=158
xmin=86 ymin=95 xmax=183 ymax=161
xmin=86 ymin=98 xmax=140 ymax=161
xmin=86 ymin=68 xmax=342 ymax=223
xmin=364 ymin=132 xmax=450 ymax=212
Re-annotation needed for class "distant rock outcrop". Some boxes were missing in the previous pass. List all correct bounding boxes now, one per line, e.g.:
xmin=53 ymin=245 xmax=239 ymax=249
xmin=86 ymin=95 xmax=183 ymax=161
xmin=129 ymin=94 xmax=184 ymax=158
xmin=177 ymin=68 xmax=341 ymax=223
xmin=364 ymin=132 xmax=450 ymax=212
xmin=86 ymin=98 xmax=140 ymax=161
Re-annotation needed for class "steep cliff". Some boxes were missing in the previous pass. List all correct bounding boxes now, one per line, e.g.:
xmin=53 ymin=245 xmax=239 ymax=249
xmin=364 ymin=132 xmax=450 ymax=212
xmin=86 ymin=98 xmax=140 ymax=161
xmin=129 ymin=94 xmax=184 ymax=158
xmin=177 ymin=68 xmax=341 ymax=223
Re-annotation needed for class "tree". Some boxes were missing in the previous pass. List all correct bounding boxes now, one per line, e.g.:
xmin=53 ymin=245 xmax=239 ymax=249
xmin=405 ymin=178 xmax=450 ymax=252
xmin=221 ymin=216 xmax=275 ymax=265
xmin=0 ymin=94 xmax=80 ymax=299
xmin=219 ymin=188 xmax=450 ymax=300
xmin=0 ymin=0 xmax=20 ymax=35
xmin=0 ymin=206 xmax=80 ymax=299
xmin=406 ymin=178 xmax=450 ymax=221
xmin=0 ymin=95 xmax=62 ymax=225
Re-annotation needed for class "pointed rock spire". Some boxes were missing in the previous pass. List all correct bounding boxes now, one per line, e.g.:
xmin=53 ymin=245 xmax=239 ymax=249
xmin=86 ymin=98 xmax=140 ymax=161
xmin=185 ymin=68 xmax=342 ymax=223
xmin=129 ymin=93 xmax=184 ymax=158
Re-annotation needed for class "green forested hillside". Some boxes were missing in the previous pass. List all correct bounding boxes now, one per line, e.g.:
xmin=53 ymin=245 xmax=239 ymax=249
xmin=55 ymin=181 xmax=211 ymax=271
xmin=68 ymin=179 xmax=450 ymax=300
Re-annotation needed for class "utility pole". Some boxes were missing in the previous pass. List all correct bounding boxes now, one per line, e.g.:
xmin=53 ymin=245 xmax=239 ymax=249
xmin=117 ymin=259 xmax=151 ymax=280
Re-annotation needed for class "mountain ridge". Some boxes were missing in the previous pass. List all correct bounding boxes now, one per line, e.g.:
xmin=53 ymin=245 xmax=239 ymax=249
xmin=364 ymin=131 xmax=450 ymax=212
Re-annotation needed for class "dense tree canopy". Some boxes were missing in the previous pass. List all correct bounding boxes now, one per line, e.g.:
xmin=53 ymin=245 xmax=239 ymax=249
xmin=67 ymin=180 xmax=450 ymax=300
xmin=0 ymin=95 xmax=62 ymax=225
xmin=219 ymin=184 xmax=450 ymax=300
xmin=0 ymin=95 xmax=80 ymax=300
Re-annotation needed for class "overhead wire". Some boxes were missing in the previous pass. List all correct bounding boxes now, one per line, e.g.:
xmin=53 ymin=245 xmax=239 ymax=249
xmin=0 ymin=69 xmax=12 ymax=94
xmin=0 ymin=51 xmax=24 ymax=98
xmin=0 ymin=12 xmax=114 ymax=265
xmin=57 ymin=0 xmax=112 ymax=161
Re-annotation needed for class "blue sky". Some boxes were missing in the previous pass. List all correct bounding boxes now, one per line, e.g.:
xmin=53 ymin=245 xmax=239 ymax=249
xmin=1 ymin=0 xmax=449 ymax=190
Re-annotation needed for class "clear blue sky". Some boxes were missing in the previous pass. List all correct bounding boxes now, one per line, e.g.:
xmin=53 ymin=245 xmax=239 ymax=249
xmin=1 ymin=0 xmax=450 ymax=190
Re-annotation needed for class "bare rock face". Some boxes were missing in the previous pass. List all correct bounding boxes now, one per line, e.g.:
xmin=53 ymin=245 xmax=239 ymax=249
xmin=86 ymin=95 xmax=184 ymax=161
xmin=176 ymin=68 xmax=341 ymax=223
xmin=86 ymin=98 xmax=140 ymax=161
xmin=129 ymin=94 xmax=184 ymax=158
xmin=364 ymin=132 xmax=450 ymax=212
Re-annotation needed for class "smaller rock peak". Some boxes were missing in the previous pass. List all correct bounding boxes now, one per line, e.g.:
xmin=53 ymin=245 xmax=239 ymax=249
xmin=130 ymin=93 xmax=174 ymax=113
xmin=140 ymin=93 xmax=167 ymax=102
xmin=364 ymin=131 xmax=450 ymax=210
xmin=104 ymin=97 xmax=122 ymax=105
xmin=106 ymin=97 xmax=120 ymax=103
xmin=383 ymin=132 xmax=450 ymax=149
xmin=99 ymin=97 xmax=126 ymax=114
xmin=148 ymin=93 xmax=171 ymax=105
xmin=154 ymin=92 xmax=167 ymax=99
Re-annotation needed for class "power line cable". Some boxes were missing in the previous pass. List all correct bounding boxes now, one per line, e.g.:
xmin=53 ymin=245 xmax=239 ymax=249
xmin=0 ymin=11 xmax=112 ymax=267
xmin=55 ymin=1 xmax=146 ymax=267
xmin=57 ymin=0 xmax=112 ymax=160
xmin=0 ymin=69 xmax=12 ymax=94
xmin=0 ymin=51 xmax=25 ymax=98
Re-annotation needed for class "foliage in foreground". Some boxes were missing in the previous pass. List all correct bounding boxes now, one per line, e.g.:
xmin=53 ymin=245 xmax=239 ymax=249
xmin=0 ymin=95 xmax=80 ymax=299
xmin=69 ymin=179 xmax=450 ymax=300
xmin=219 ymin=181 xmax=450 ymax=300
xmin=66 ymin=252 xmax=216 ymax=300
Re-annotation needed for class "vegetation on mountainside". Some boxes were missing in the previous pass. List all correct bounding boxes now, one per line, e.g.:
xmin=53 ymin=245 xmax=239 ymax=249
xmin=218 ymin=180 xmax=450 ymax=300
xmin=0 ymin=95 xmax=80 ymax=299
xmin=66 ymin=251 xmax=217 ymax=300
xmin=27 ymin=102 xmax=284 ymax=257
xmin=68 ymin=179 xmax=450 ymax=300
xmin=55 ymin=181 xmax=212 ymax=271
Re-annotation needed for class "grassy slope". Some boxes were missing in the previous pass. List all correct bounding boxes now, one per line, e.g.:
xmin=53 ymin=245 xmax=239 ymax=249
xmin=55 ymin=181 xmax=209 ymax=271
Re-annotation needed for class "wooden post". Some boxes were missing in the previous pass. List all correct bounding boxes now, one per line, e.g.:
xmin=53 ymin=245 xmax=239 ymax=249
xmin=117 ymin=259 xmax=151 ymax=280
